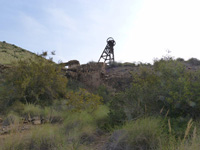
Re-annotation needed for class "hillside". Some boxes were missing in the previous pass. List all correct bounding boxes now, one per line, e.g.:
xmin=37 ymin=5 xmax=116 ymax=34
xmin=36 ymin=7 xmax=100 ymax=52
xmin=2 ymin=43 xmax=200 ymax=149
xmin=0 ymin=41 xmax=37 ymax=65
xmin=2 ymin=41 xmax=200 ymax=93
xmin=64 ymin=58 xmax=200 ymax=93
xmin=65 ymin=62 xmax=138 ymax=92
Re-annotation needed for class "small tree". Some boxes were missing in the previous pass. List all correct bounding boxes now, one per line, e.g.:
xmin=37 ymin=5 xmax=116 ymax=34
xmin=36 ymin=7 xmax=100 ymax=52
xmin=0 ymin=56 xmax=68 ymax=107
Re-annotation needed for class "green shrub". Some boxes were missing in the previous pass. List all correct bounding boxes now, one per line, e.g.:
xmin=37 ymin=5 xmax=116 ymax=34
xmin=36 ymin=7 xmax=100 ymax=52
xmin=176 ymin=126 xmax=200 ymax=150
xmin=5 ymin=101 xmax=25 ymax=115
xmin=126 ymin=117 xmax=163 ymax=149
xmin=109 ymin=66 xmax=160 ymax=126
xmin=109 ymin=58 xmax=200 ymax=126
xmin=62 ymin=111 xmax=97 ymax=148
xmin=62 ymin=105 xmax=109 ymax=145
xmin=22 ymin=104 xmax=43 ymax=118
xmin=176 ymin=57 xmax=185 ymax=62
xmin=92 ymin=105 xmax=111 ymax=131
xmin=28 ymin=125 xmax=65 ymax=150
xmin=154 ymin=59 xmax=200 ymax=118
xmin=108 ymin=93 xmax=128 ymax=127
xmin=22 ymin=103 xmax=64 ymax=123
xmin=3 ymin=113 xmax=21 ymax=126
xmin=187 ymin=58 xmax=200 ymax=66
xmin=0 ymin=125 xmax=66 ymax=150
xmin=160 ymin=119 xmax=200 ymax=150
xmin=96 ymin=85 xmax=112 ymax=103
xmin=93 ymin=105 xmax=109 ymax=122
xmin=0 ymin=57 xmax=68 ymax=107
xmin=67 ymin=79 xmax=86 ymax=92
xmin=66 ymin=88 xmax=102 ymax=112
xmin=105 ymin=117 xmax=163 ymax=150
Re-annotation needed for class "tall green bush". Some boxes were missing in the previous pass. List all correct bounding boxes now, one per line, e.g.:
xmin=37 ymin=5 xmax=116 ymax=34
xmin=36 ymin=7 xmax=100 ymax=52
xmin=109 ymin=58 xmax=200 ymax=126
xmin=109 ymin=66 xmax=160 ymax=126
xmin=154 ymin=59 xmax=200 ymax=118
xmin=0 ymin=57 xmax=68 ymax=107
xmin=105 ymin=117 xmax=164 ymax=150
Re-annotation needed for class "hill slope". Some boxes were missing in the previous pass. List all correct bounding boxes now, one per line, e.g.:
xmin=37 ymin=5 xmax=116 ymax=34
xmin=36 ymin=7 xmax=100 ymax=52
xmin=65 ymin=59 xmax=200 ymax=92
xmin=0 ymin=41 xmax=37 ymax=65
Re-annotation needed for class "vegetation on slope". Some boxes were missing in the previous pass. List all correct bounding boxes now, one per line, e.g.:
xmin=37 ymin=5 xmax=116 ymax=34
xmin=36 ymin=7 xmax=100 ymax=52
xmin=109 ymin=57 xmax=200 ymax=127
xmin=0 ymin=57 xmax=67 ymax=110
xmin=0 ymin=41 xmax=37 ymax=65
xmin=2 ymin=42 xmax=200 ymax=149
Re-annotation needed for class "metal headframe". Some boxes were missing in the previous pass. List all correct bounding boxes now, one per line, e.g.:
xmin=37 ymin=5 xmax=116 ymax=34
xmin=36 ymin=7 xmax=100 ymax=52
xmin=98 ymin=37 xmax=116 ymax=63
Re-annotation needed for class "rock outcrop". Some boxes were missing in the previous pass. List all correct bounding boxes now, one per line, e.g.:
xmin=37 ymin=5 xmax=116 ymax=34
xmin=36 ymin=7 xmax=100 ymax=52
xmin=61 ymin=60 xmax=80 ymax=68
xmin=64 ymin=62 xmax=137 ymax=92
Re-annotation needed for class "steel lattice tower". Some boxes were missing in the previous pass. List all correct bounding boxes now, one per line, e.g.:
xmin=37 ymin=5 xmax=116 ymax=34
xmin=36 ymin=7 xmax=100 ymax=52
xmin=98 ymin=37 xmax=116 ymax=63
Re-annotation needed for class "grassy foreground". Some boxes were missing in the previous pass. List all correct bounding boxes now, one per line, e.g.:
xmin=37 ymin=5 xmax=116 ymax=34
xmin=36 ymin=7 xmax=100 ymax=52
xmin=2 ymin=43 xmax=200 ymax=149
xmin=0 ymin=104 xmax=110 ymax=150
xmin=1 ymin=103 xmax=200 ymax=150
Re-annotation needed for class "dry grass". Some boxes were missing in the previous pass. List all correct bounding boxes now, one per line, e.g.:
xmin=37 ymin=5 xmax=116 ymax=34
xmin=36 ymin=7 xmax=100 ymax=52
xmin=0 ymin=105 xmax=109 ymax=150
xmin=0 ymin=124 xmax=65 ymax=150
xmin=1 ymin=111 xmax=200 ymax=150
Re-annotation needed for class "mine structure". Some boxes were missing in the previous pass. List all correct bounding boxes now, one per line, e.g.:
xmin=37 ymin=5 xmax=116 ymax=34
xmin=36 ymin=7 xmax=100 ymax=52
xmin=98 ymin=37 xmax=116 ymax=63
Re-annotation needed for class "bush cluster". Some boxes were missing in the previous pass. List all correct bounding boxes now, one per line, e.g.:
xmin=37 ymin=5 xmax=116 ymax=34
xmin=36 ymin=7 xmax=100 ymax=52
xmin=105 ymin=117 xmax=163 ymax=150
xmin=109 ymin=58 xmax=200 ymax=126
xmin=187 ymin=58 xmax=200 ymax=66
xmin=0 ymin=57 xmax=68 ymax=108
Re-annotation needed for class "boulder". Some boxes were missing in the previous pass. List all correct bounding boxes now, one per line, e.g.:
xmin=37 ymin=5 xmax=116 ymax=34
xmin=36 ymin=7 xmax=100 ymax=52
xmin=32 ymin=119 xmax=41 ymax=125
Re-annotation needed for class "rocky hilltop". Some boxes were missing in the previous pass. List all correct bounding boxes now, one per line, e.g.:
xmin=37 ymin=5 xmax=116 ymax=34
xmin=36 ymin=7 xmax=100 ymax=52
xmin=63 ymin=58 xmax=200 ymax=92
xmin=2 ymin=41 xmax=200 ymax=93
xmin=62 ymin=61 xmax=138 ymax=92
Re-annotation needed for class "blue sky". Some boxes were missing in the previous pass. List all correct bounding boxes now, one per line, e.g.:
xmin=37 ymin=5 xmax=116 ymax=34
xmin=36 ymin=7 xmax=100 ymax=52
xmin=1 ymin=0 xmax=200 ymax=64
